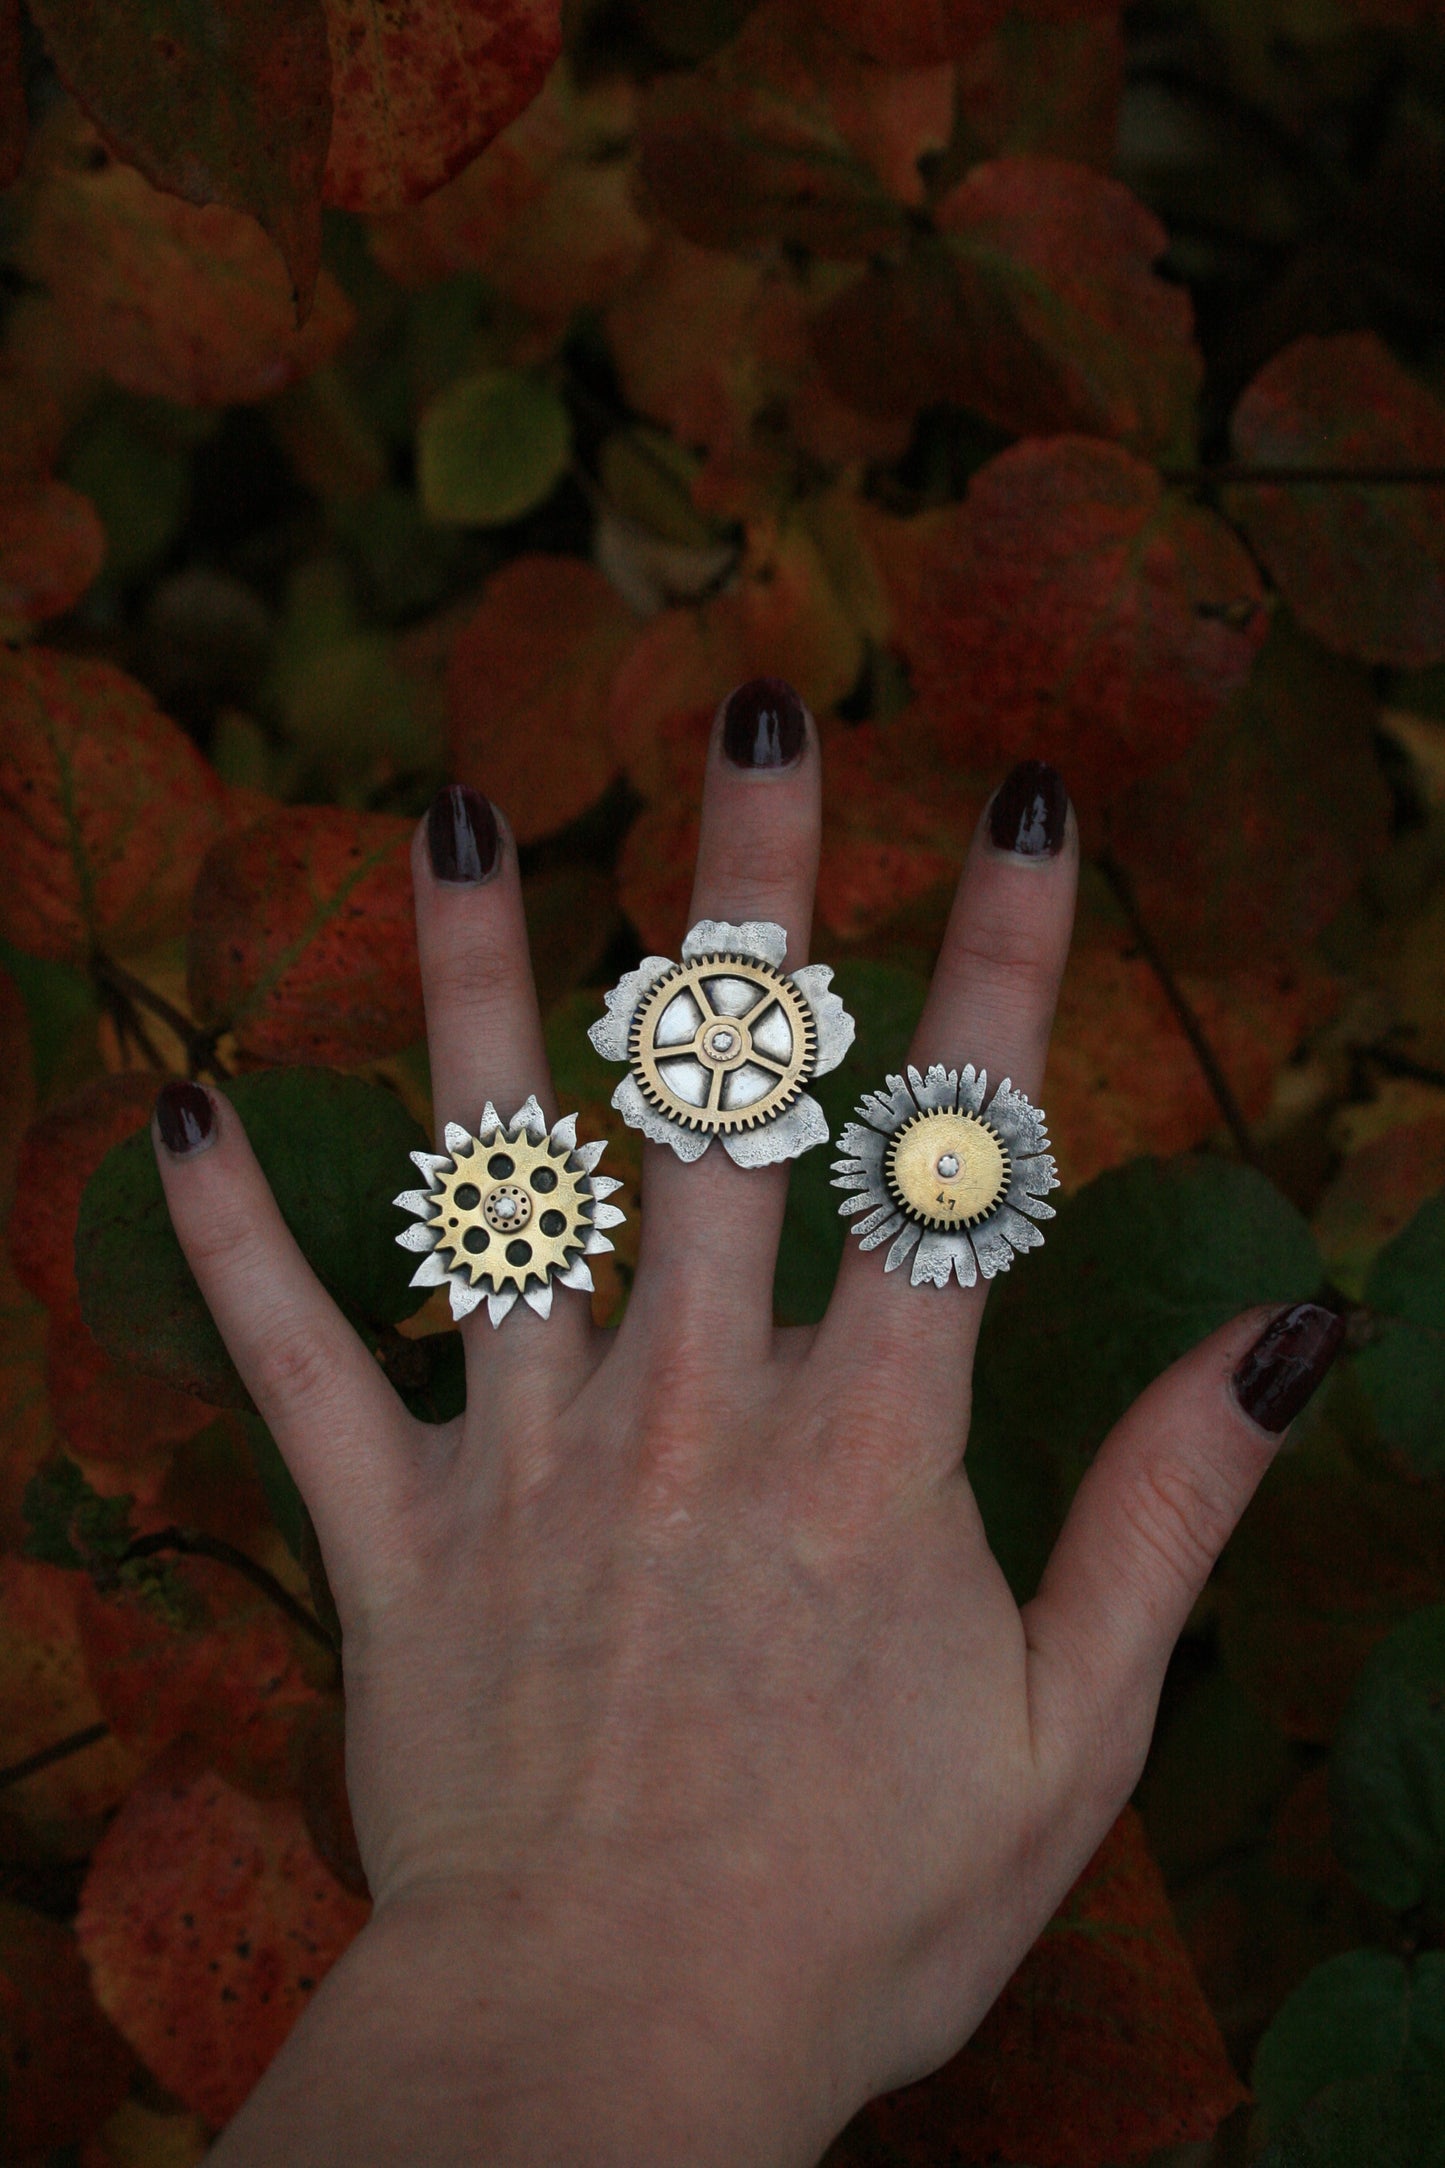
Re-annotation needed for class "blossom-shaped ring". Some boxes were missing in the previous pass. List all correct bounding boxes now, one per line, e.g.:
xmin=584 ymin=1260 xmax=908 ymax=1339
xmin=589 ymin=919 xmax=855 ymax=1166
xmin=832 ymin=1063 xmax=1060 ymax=1286
xmin=394 ymin=1098 xmax=624 ymax=1327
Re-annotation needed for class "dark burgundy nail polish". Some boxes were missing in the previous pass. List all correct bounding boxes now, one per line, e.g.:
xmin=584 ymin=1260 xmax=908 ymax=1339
xmin=156 ymin=1079 xmax=216 ymax=1156
xmin=988 ymin=761 xmax=1069 ymax=857
xmin=1232 ymin=1302 xmax=1345 ymax=1434
xmin=427 ymin=785 xmax=499 ymax=883
xmin=721 ymin=678 xmax=807 ymax=769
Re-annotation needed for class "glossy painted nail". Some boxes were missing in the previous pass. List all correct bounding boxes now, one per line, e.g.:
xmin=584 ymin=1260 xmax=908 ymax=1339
xmin=156 ymin=1080 xmax=216 ymax=1157
xmin=721 ymin=677 xmax=808 ymax=769
xmin=988 ymin=760 xmax=1069 ymax=857
xmin=427 ymin=785 xmax=500 ymax=883
xmin=1232 ymin=1302 xmax=1345 ymax=1434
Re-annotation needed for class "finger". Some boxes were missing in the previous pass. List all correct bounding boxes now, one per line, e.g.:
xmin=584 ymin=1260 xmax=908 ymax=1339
xmin=821 ymin=761 xmax=1077 ymax=1410
xmin=151 ymin=1080 xmax=412 ymax=1602
xmin=1023 ymin=1302 xmax=1345 ymax=1812
xmin=622 ymin=679 xmax=822 ymax=1355
xmin=411 ymin=787 xmax=593 ymax=1366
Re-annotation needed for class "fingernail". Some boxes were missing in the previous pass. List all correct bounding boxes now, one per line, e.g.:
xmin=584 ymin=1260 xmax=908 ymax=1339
xmin=156 ymin=1079 xmax=216 ymax=1157
xmin=988 ymin=761 xmax=1069 ymax=856
xmin=721 ymin=678 xmax=808 ymax=769
xmin=427 ymin=785 xmax=500 ymax=883
xmin=1232 ymin=1302 xmax=1346 ymax=1434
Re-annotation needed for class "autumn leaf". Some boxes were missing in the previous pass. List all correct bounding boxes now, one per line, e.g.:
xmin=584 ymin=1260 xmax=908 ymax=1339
xmin=0 ymin=645 xmax=227 ymax=968
xmin=0 ymin=0 xmax=24 ymax=188
xmin=0 ymin=473 xmax=105 ymax=636
xmin=834 ymin=1810 xmax=1246 ymax=2168
xmin=889 ymin=436 xmax=1268 ymax=810
xmin=321 ymin=0 xmax=563 ymax=215
xmin=187 ymin=805 xmax=422 ymax=1065
xmin=76 ymin=1743 xmax=370 ymax=2126
xmin=26 ymin=0 xmax=330 ymax=322
xmin=1312 ymin=1117 xmax=1445 ymax=1303
xmin=0 ymin=1896 xmax=134 ymax=2157
xmin=18 ymin=106 xmax=355 ymax=407
xmin=805 ymin=0 xmax=1015 ymax=66
xmin=955 ymin=11 xmax=1122 ymax=171
xmin=1226 ymin=332 xmax=1445 ymax=670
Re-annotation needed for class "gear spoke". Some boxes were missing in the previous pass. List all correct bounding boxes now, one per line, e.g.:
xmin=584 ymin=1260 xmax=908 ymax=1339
xmin=629 ymin=953 xmax=817 ymax=1135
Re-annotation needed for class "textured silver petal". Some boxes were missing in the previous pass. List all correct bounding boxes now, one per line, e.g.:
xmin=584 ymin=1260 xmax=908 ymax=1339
xmin=523 ymin=1281 xmax=554 ymax=1320
xmin=588 ymin=1174 xmax=623 ymax=1199
xmin=837 ymin=1122 xmax=887 ymax=1170
xmin=957 ymin=1064 xmax=986 ymax=1115
xmin=911 ymin=1229 xmax=958 ymax=1287
xmin=396 ymin=1222 xmax=439 ymax=1252
xmin=443 ymin=1120 xmax=471 ymax=1154
xmin=393 ymin=1188 xmax=434 ymax=1217
xmin=485 ymin=1288 xmax=517 ymax=1327
xmin=790 ymin=964 xmax=855 ymax=1077
xmin=478 ymin=1101 xmax=504 ymax=1140
xmin=408 ymin=1252 xmax=452 ymax=1287
xmin=549 ymin=1113 xmax=578 ymax=1151
xmin=951 ymin=1233 xmax=979 ymax=1287
xmin=611 ymin=1071 xmax=712 ymax=1159
xmin=1009 ymin=1189 xmax=1057 ymax=1222
xmin=859 ymin=1210 xmax=905 ymax=1251
xmin=583 ymin=1228 xmax=615 ymax=1255
xmin=832 ymin=1168 xmax=876 ymax=1192
xmin=590 ymin=1202 xmax=626 ymax=1228
xmin=1016 ymin=1152 xmax=1061 ymax=1196
xmin=510 ymin=1095 xmax=547 ymax=1141
xmin=909 ymin=1063 xmax=958 ymax=1112
xmin=681 ymin=918 xmax=788 ymax=969
xmin=409 ymin=1149 xmax=450 ymax=1183
xmin=852 ymin=1201 xmax=899 ymax=1240
xmin=972 ymin=1221 xmax=1017 ymax=1278
xmin=860 ymin=1074 xmax=916 ymax=1130
xmin=556 ymin=1257 xmax=594 ymax=1293
xmin=450 ymin=1280 xmax=485 ymax=1321
xmin=884 ymin=1221 xmax=922 ymax=1273
xmin=996 ymin=1203 xmax=1045 ymax=1255
xmin=839 ymin=1184 xmax=890 ymax=1217
xmin=721 ymin=1092 xmax=828 ymax=1168
xmin=588 ymin=958 xmax=674 ymax=1061
xmin=987 ymin=1080 xmax=1049 ymax=1157
xmin=573 ymin=1137 xmax=608 ymax=1174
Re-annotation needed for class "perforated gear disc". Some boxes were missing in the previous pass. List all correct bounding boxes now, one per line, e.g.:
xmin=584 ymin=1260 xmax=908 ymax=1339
xmin=885 ymin=1109 xmax=1012 ymax=1230
xmin=628 ymin=953 xmax=817 ymax=1135
xmin=423 ymin=1125 xmax=593 ymax=1294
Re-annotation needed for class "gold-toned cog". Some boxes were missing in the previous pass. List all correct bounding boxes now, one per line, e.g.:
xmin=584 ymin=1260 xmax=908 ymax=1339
xmin=628 ymin=953 xmax=816 ymax=1135
xmin=424 ymin=1127 xmax=592 ymax=1293
xmin=885 ymin=1109 xmax=1012 ymax=1230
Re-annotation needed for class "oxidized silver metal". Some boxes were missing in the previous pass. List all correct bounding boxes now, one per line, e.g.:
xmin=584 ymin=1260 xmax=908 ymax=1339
xmin=832 ymin=1063 xmax=1059 ymax=1287
xmin=394 ymin=1097 xmax=624 ymax=1328
xmin=589 ymin=919 xmax=855 ymax=1167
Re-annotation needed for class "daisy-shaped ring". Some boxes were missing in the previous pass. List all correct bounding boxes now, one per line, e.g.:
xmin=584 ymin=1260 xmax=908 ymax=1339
xmin=833 ymin=1063 xmax=1060 ymax=1287
xmin=394 ymin=1097 xmax=624 ymax=1328
xmin=588 ymin=919 xmax=855 ymax=1166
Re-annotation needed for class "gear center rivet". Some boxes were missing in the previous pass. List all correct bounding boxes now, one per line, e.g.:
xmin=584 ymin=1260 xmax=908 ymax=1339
xmin=483 ymin=1183 xmax=532 ymax=1233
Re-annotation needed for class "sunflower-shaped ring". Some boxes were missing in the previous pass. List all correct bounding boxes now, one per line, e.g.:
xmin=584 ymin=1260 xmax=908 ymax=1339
xmin=394 ymin=1097 xmax=624 ymax=1327
xmin=833 ymin=1063 xmax=1060 ymax=1286
xmin=589 ymin=919 xmax=855 ymax=1166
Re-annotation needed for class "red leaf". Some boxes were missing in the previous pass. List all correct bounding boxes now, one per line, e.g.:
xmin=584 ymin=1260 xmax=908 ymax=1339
xmin=0 ymin=0 xmax=25 ymax=189
xmin=813 ymin=157 xmax=1201 ymax=457
xmin=806 ymin=0 xmax=1015 ymax=65
xmin=322 ymin=0 xmax=562 ymax=214
xmin=26 ymin=0 xmax=329 ymax=321
xmin=890 ymin=437 xmax=1267 ymax=810
xmin=1227 ymin=331 xmax=1445 ymax=668
xmin=0 ymin=1897 xmax=133 ymax=2156
xmin=955 ymin=11 xmax=1122 ymax=171
xmin=47 ymin=1299 xmax=219 ymax=1466
xmin=18 ymin=105 xmax=355 ymax=406
xmin=0 ymin=1557 xmax=146 ymax=1853
xmin=76 ymin=1744 xmax=370 ymax=2126
xmin=446 ymin=556 xmax=637 ymax=843
xmin=0 ymin=474 xmax=106 ymax=635
xmin=846 ymin=1810 xmax=1245 ymax=2168
xmin=187 ymin=805 xmax=423 ymax=1065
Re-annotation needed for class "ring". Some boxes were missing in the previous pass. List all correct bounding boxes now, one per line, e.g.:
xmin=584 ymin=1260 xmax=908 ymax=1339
xmin=832 ymin=1064 xmax=1059 ymax=1286
xmin=589 ymin=919 xmax=855 ymax=1166
xmin=394 ymin=1096 xmax=624 ymax=1327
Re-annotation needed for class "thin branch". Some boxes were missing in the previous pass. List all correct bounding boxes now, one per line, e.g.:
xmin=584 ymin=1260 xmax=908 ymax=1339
xmin=0 ymin=1721 xmax=110 ymax=1792
xmin=91 ymin=953 xmax=232 ymax=1080
xmin=1096 ymin=850 xmax=1261 ymax=1168
xmin=1164 ymin=464 xmax=1445 ymax=488
xmin=1358 ymin=1043 xmax=1445 ymax=1092
xmin=121 ymin=1527 xmax=339 ymax=1657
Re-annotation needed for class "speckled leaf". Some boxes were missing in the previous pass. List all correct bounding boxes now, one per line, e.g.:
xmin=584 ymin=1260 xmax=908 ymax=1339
xmin=1354 ymin=1192 xmax=1445 ymax=1475
xmin=0 ymin=475 xmax=106 ymax=635
xmin=1330 ymin=1604 xmax=1445 ymax=1920
xmin=0 ymin=1896 xmax=133 ymax=2156
xmin=187 ymin=805 xmax=422 ymax=1064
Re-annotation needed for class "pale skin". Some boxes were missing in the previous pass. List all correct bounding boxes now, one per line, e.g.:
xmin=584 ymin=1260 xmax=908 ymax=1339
xmin=156 ymin=703 xmax=1298 ymax=2166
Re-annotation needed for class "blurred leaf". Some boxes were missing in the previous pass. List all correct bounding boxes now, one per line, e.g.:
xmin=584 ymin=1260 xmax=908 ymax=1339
xmin=417 ymin=367 xmax=571 ymax=526
xmin=328 ymin=485 xmax=476 ymax=622
xmin=76 ymin=1067 xmax=431 ymax=1408
xmin=0 ymin=1895 xmax=134 ymax=2156
xmin=1253 ymin=1950 xmax=1445 ymax=2139
xmin=0 ymin=0 xmax=24 ymax=189
xmin=61 ymin=398 xmax=190 ymax=584
xmin=1354 ymin=1192 xmax=1445 ymax=1475
xmin=242 ymin=1414 xmax=307 ymax=1564
xmin=1313 ymin=1119 xmax=1445 ymax=1304
xmin=954 ymin=12 xmax=1122 ymax=171
xmin=1136 ymin=1664 xmax=1292 ymax=1884
xmin=1257 ymin=2071 xmax=1445 ymax=2168
xmin=0 ymin=474 xmax=105 ymax=634
xmin=805 ymin=0 xmax=1013 ymax=64
xmin=1330 ymin=1603 xmax=1445 ymax=1920
xmin=0 ymin=940 xmax=100 ymax=1106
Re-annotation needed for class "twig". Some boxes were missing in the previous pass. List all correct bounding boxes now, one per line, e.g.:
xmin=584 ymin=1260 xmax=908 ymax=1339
xmin=121 ymin=1527 xmax=338 ymax=1656
xmin=1357 ymin=1043 xmax=1445 ymax=1092
xmin=1096 ymin=850 xmax=1261 ymax=1168
xmin=1164 ymin=464 xmax=1445 ymax=488
xmin=0 ymin=1721 xmax=110 ymax=1792
xmin=91 ymin=953 xmax=232 ymax=1080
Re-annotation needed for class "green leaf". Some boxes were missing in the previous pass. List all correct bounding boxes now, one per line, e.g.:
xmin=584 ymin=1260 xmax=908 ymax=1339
xmin=417 ymin=370 xmax=572 ymax=528
xmin=75 ymin=1066 xmax=431 ymax=1409
xmin=1355 ymin=1192 xmax=1445 ymax=1476
xmin=1258 ymin=2071 xmax=1445 ymax=2168
xmin=1330 ymin=1603 xmax=1445 ymax=1922
xmin=61 ymin=399 xmax=189 ymax=584
xmin=1253 ymin=1951 xmax=1445 ymax=2139
xmin=22 ymin=1453 xmax=191 ymax=1618
xmin=0 ymin=940 xmax=100 ymax=1104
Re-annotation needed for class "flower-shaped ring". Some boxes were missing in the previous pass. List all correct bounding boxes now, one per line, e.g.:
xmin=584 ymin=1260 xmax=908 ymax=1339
xmin=833 ymin=1063 xmax=1060 ymax=1285
xmin=394 ymin=1097 xmax=624 ymax=1327
xmin=589 ymin=919 xmax=855 ymax=1166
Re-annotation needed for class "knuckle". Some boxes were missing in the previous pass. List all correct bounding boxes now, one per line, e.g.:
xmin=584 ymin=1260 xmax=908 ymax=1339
xmin=426 ymin=932 xmax=531 ymax=1016
xmin=1118 ymin=1451 xmax=1233 ymax=1605
xmin=948 ymin=915 xmax=1061 ymax=1004
xmin=259 ymin=1313 xmax=345 ymax=1422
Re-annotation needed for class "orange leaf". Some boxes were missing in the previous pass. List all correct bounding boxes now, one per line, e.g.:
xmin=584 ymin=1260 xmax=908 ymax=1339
xmin=446 ymin=555 xmax=637 ymax=843
xmin=955 ymin=12 xmax=1122 ymax=171
xmin=848 ymin=1809 xmax=1245 ymax=2168
xmin=187 ymin=806 xmax=422 ymax=1065
xmin=807 ymin=0 xmax=1014 ymax=64
xmin=0 ymin=645 xmax=228 ymax=966
xmin=77 ymin=1744 xmax=370 ymax=2126
xmin=0 ymin=474 xmax=106 ymax=635
xmin=47 ymin=1301 xmax=220 ymax=1467
xmin=322 ymin=0 xmax=562 ymax=214
xmin=0 ymin=1557 xmax=146 ymax=1853
xmin=0 ymin=1897 xmax=133 ymax=2156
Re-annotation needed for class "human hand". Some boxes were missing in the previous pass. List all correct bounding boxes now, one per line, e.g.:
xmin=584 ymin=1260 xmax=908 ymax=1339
xmin=153 ymin=681 xmax=1344 ymax=2167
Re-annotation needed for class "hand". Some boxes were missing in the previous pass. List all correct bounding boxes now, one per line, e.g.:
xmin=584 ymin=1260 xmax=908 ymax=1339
xmin=153 ymin=685 xmax=1344 ymax=2168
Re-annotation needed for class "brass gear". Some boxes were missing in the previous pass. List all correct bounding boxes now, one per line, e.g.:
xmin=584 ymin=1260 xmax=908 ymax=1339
xmin=628 ymin=953 xmax=816 ymax=1135
xmin=885 ymin=1108 xmax=1011 ymax=1231
xmin=424 ymin=1125 xmax=593 ymax=1294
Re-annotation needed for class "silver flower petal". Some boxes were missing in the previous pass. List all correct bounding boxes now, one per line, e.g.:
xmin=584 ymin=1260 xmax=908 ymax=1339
xmin=574 ymin=1137 xmax=608 ymax=1174
xmin=909 ymin=1063 xmax=957 ymax=1112
xmin=860 ymin=1075 xmax=916 ymax=1131
xmin=884 ymin=1222 xmax=921 ymax=1273
xmin=409 ymin=1149 xmax=450 ymax=1183
xmin=912 ymin=1229 xmax=964 ymax=1287
xmin=681 ymin=918 xmax=787 ymax=969
xmin=443 ymin=1120 xmax=471 ymax=1154
xmin=611 ymin=1071 xmax=712 ymax=1159
xmin=1010 ymin=1189 xmax=1057 ymax=1222
xmin=588 ymin=958 xmax=673 ymax=1062
xmin=971 ymin=1222 xmax=1016 ymax=1278
xmin=859 ymin=1210 xmax=905 ymax=1251
xmin=409 ymin=1252 xmax=451 ymax=1287
xmin=590 ymin=1202 xmax=626 ymax=1228
xmin=721 ymin=1092 xmax=827 ymax=1168
xmin=486 ymin=1288 xmax=517 ymax=1327
xmin=996 ymin=1204 xmax=1045 ymax=1255
xmin=589 ymin=1174 xmax=624 ymax=1199
xmin=837 ymin=1122 xmax=887 ymax=1171
xmin=839 ymin=1185 xmax=890 ymax=1217
xmin=957 ymin=1064 xmax=987 ymax=1116
xmin=523 ymin=1281 xmax=554 ymax=1320
xmin=393 ymin=1188 xmax=433 ymax=1217
xmin=556 ymin=1257 xmax=594 ymax=1292
xmin=790 ymin=964 xmax=855 ymax=1076
xmin=396 ymin=1221 xmax=439 ymax=1252
xmin=450 ymin=1280 xmax=485 ymax=1321
xmin=584 ymin=1228 xmax=615 ymax=1255
xmin=550 ymin=1113 xmax=578 ymax=1151
xmin=988 ymin=1080 xmax=1049 ymax=1157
